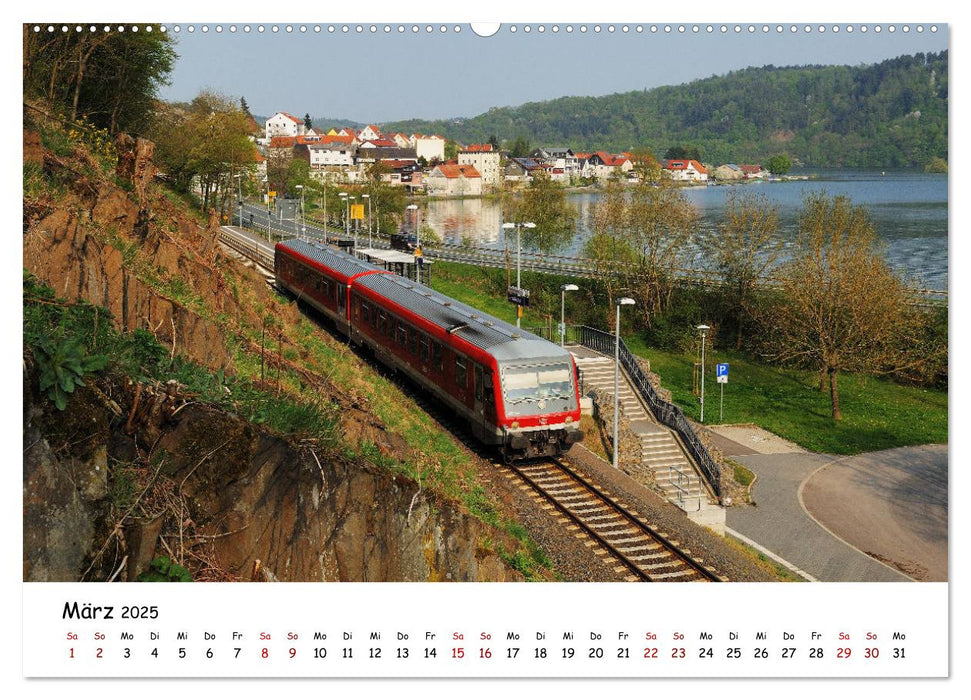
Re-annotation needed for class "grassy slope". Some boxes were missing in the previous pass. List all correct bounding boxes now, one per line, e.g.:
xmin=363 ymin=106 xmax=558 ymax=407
xmin=429 ymin=261 xmax=947 ymax=456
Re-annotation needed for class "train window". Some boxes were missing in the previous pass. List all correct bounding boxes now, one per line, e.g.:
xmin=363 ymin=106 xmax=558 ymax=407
xmin=396 ymin=322 xmax=407 ymax=347
xmin=408 ymin=328 xmax=418 ymax=355
xmin=474 ymin=365 xmax=484 ymax=401
xmin=432 ymin=343 xmax=443 ymax=372
xmin=419 ymin=335 xmax=430 ymax=363
xmin=378 ymin=311 xmax=388 ymax=335
xmin=361 ymin=301 xmax=370 ymax=324
xmin=483 ymin=372 xmax=494 ymax=404
xmin=455 ymin=356 xmax=467 ymax=388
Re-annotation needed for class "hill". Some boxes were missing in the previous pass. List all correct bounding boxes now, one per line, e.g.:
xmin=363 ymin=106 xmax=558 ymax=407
xmin=381 ymin=51 xmax=947 ymax=168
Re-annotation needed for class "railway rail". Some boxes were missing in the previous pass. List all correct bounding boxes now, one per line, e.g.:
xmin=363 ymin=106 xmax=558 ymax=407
xmin=503 ymin=457 xmax=723 ymax=583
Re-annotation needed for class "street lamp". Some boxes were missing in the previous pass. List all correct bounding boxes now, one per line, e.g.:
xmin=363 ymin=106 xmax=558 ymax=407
xmin=614 ymin=297 xmax=636 ymax=470
xmin=697 ymin=324 xmax=711 ymax=423
xmin=560 ymin=284 xmax=578 ymax=347
xmin=501 ymin=221 xmax=536 ymax=328
xmin=233 ymin=173 xmax=243 ymax=227
xmin=406 ymin=204 xmax=420 ymax=282
xmin=362 ymin=193 xmax=371 ymax=248
xmin=295 ymin=184 xmax=305 ymax=237
xmin=339 ymin=191 xmax=349 ymax=240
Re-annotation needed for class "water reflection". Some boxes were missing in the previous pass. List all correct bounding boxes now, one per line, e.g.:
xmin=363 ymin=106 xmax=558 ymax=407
xmin=422 ymin=171 xmax=948 ymax=289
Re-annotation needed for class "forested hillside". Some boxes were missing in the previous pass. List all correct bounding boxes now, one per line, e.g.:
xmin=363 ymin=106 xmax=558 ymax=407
xmin=383 ymin=51 xmax=947 ymax=168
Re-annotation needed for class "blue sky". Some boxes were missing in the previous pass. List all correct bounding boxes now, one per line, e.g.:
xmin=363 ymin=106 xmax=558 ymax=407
xmin=160 ymin=22 xmax=948 ymax=123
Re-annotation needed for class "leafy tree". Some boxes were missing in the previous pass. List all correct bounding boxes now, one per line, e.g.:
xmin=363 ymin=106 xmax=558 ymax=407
xmin=150 ymin=91 xmax=256 ymax=213
xmin=707 ymin=192 xmax=782 ymax=349
xmin=626 ymin=149 xmax=662 ymax=182
xmin=23 ymin=25 xmax=175 ymax=134
xmin=625 ymin=182 xmax=698 ymax=320
xmin=585 ymin=179 xmax=639 ymax=327
xmin=286 ymin=158 xmax=312 ymax=196
xmin=765 ymin=192 xmax=918 ymax=420
xmin=504 ymin=171 xmax=578 ymax=258
xmin=766 ymin=154 xmax=792 ymax=175
xmin=509 ymin=136 xmax=532 ymax=158
xmin=444 ymin=140 xmax=459 ymax=161
xmin=240 ymin=95 xmax=251 ymax=116
xmin=664 ymin=145 xmax=702 ymax=161
xmin=304 ymin=113 xmax=313 ymax=130
xmin=488 ymin=134 xmax=500 ymax=151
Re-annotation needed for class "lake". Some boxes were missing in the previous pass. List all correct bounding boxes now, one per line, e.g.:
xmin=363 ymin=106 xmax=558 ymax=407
xmin=423 ymin=171 xmax=948 ymax=290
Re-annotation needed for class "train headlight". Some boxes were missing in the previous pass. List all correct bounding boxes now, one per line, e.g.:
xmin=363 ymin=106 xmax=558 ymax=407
xmin=565 ymin=416 xmax=573 ymax=424
xmin=511 ymin=421 xmax=520 ymax=430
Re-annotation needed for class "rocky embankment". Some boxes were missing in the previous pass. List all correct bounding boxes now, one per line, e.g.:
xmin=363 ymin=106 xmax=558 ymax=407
xmin=22 ymin=124 xmax=524 ymax=582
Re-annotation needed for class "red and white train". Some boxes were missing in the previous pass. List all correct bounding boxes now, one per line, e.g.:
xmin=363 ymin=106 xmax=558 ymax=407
xmin=274 ymin=238 xmax=583 ymax=460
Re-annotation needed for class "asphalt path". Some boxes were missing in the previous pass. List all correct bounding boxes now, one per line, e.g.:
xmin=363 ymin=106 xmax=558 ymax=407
xmin=800 ymin=445 xmax=947 ymax=582
xmin=724 ymin=442 xmax=948 ymax=582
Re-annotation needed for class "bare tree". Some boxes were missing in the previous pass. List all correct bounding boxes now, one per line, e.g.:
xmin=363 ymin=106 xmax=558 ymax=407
xmin=708 ymin=191 xmax=782 ymax=349
xmin=626 ymin=181 xmax=698 ymax=322
xmin=766 ymin=192 xmax=912 ymax=420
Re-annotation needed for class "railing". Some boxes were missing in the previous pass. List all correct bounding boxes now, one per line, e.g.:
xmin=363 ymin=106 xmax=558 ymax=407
xmin=574 ymin=325 xmax=722 ymax=498
xmin=219 ymin=226 xmax=275 ymax=270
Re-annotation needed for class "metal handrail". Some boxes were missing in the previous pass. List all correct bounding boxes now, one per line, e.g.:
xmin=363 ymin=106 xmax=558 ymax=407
xmin=575 ymin=325 xmax=722 ymax=497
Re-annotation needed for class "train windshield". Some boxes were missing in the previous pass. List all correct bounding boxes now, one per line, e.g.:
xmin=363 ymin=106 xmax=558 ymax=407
xmin=502 ymin=363 xmax=575 ymax=405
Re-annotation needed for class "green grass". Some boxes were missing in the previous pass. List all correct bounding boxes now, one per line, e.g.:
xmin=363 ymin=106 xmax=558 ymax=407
xmin=428 ymin=262 xmax=948 ymax=456
xmin=624 ymin=339 xmax=946 ymax=455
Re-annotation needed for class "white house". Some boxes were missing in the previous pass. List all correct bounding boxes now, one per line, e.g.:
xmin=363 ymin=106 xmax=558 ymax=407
xmin=458 ymin=145 xmax=502 ymax=188
xmin=411 ymin=134 xmax=446 ymax=163
xmin=425 ymin=163 xmax=482 ymax=196
xmin=307 ymin=144 xmax=356 ymax=170
xmin=357 ymin=124 xmax=383 ymax=142
xmin=663 ymin=159 xmax=709 ymax=182
xmin=265 ymin=112 xmax=306 ymax=138
xmin=584 ymin=152 xmax=633 ymax=181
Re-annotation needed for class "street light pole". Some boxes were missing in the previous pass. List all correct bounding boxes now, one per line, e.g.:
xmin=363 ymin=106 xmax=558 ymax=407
xmin=560 ymin=284 xmax=578 ymax=346
xmin=502 ymin=221 xmax=536 ymax=328
xmin=355 ymin=194 xmax=371 ymax=249
xmin=295 ymin=184 xmax=305 ymax=238
xmin=697 ymin=324 xmax=710 ymax=423
xmin=614 ymin=297 xmax=636 ymax=470
xmin=407 ymin=204 xmax=420 ymax=283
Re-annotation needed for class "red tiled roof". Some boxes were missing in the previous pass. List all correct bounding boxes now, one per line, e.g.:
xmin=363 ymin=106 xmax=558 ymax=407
xmin=463 ymin=143 xmax=494 ymax=152
xmin=268 ymin=136 xmax=296 ymax=148
xmin=739 ymin=164 xmax=763 ymax=174
xmin=594 ymin=151 xmax=628 ymax=167
xmin=363 ymin=138 xmax=397 ymax=148
xmin=320 ymin=134 xmax=356 ymax=145
xmin=279 ymin=112 xmax=304 ymax=124
xmin=434 ymin=163 xmax=481 ymax=179
xmin=664 ymin=159 xmax=707 ymax=174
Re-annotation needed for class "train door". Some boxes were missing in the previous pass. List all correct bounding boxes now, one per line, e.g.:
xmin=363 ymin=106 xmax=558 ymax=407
xmin=338 ymin=283 xmax=348 ymax=327
xmin=474 ymin=364 xmax=497 ymax=425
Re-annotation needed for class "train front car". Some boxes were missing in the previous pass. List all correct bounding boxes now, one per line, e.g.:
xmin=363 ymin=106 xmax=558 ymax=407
xmin=493 ymin=338 xmax=584 ymax=460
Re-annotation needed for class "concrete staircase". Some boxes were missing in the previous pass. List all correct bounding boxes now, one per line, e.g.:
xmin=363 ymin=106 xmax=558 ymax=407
xmin=573 ymin=354 xmax=706 ymax=512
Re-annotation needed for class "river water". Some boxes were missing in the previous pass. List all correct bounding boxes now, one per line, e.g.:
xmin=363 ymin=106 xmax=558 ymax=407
xmin=423 ymin=171 xmax=948 ymax=290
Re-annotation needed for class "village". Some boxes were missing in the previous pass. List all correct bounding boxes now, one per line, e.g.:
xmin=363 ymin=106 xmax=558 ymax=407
xmin=255 ymin=110 xmax=771 ymax=198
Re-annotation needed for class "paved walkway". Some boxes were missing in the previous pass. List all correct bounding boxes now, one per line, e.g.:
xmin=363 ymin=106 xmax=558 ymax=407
xmin=801 ymin=445 xmax=947 ymax=582
xmin=712 ymin=424 xmax=947 ymax=582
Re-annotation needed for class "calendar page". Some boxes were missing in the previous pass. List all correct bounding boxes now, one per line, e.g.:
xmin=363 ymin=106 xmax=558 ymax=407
xmin=16 ymin=0 xmax=957 ymax=693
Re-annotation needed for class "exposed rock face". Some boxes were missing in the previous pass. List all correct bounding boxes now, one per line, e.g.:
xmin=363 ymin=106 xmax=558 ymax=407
xmin=22 ymin=377 xmax=523 ymax=583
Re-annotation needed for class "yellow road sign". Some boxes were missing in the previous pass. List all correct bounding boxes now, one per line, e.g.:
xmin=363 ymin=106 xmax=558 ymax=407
xmin=351 ymin=204 xmax=365 ymax=220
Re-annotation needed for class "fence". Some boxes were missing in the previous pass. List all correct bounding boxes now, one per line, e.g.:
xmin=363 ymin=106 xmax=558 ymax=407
xmin=563 ymin=325 xmax=722 ymax=497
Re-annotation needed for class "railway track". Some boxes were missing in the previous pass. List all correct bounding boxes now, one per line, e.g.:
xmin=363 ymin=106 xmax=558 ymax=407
xmin=502 ymin=457 xmax=723 ymax=583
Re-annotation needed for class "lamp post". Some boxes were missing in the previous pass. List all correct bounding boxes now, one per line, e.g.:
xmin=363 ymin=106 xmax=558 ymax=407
xmin=560 ymin=284 xmax=578 ymax=346
xmin=407 ymin=204 xmax=420 ymax=283
xmin=362 ymin=193 xmax=371 ymax=248
xmin=697 ymin=324 xmax=711 ymax=423
xmin=501 ymin=221 xmax=536 ymax=328
xmin=233 ymin=173 xmax=243 ymax=227
xmin=614 ymin=297 xmax=636 ymax=470
xmin=339 ymin=191 xmax=349 ymax=240
xmin=264 ymin=178 xmax=271 ymax=241
xmin=294 ymin=184 xmax=305 ymax=238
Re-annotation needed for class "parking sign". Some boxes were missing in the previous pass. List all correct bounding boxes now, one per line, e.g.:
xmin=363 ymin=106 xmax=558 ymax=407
xmin=716 ymin=363 xmax=729 ymax=384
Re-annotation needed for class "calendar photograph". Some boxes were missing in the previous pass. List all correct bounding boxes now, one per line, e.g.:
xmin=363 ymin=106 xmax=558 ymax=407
xmin=22 ymin=18 xmax=948 ymax=588
xmin=18 ymin=11 xmax=952 ymax=681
